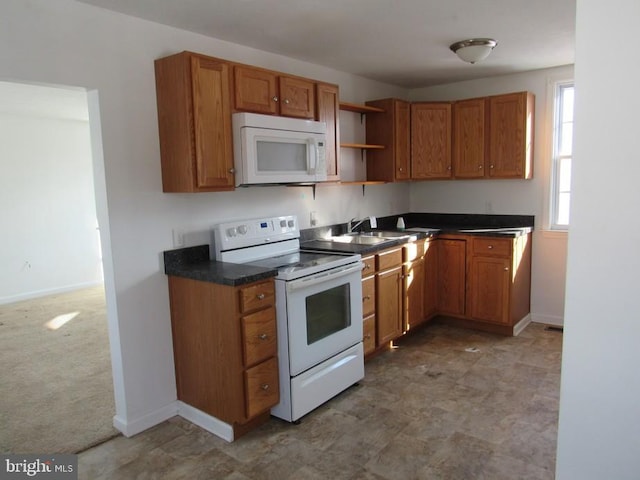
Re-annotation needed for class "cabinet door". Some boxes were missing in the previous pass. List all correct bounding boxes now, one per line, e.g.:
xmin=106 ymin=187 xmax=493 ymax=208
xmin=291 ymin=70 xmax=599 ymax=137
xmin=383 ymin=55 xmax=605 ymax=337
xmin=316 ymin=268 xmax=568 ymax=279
xmin=244 ymin=357 xmax=279 ymax=419
xmin=394 ymin=100 xmax=411 ymax=180
xmin=411 ymin=103 xmax=452 ymax=179
xmin=488 ymin=92 xmax=534 ymax=179
xmin=405 ymin=257 xmax=425 ymax=331
xmin=316 ymin=83 xmax=340 ymax=180
xmin=423 ymin=240 xmax=438 ymax=319
xmin=376 ymin=266 xmax=403 ymax=345
xmin=437 ymin=239 xmax=466 ymax=316
xmin=363 ymin=314 xmax=376 ymax=356
xmin=467 ymin=256 xmax=511 ymax=324
xmin=190 ymin=56 xmax=235 ymax=189
xmin=453 ymin=98 xmax=486 ymax=178
xmin=279 ymin=76 xmax=316 ymax=118
xmin=234 ymin=65 xmax=278 ymax=115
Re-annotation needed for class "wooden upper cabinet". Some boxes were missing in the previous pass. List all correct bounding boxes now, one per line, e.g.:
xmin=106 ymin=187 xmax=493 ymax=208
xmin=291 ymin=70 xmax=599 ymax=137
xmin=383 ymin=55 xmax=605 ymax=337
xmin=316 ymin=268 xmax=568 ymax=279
xmin=453 ymin=98 xmax=486 ymax=178
xmin=365 ymin=98 xmax=410 ymax=182
xmin=316 ymin=82 xmax=340 ymax=180
xmin=233 ymin=65 xmax=278 ymax=115
xmin=487 ymin=92 xmax=535 ymax=179
xmin=411 ymin=102 xmax=452 ymax=179
xmin=279 ymin=76 xmax=316 ymax=118
xmin=155 ymin=52 xmax=234 ymax=192
xmin=234 ymin=65 xmax=316 ymax=119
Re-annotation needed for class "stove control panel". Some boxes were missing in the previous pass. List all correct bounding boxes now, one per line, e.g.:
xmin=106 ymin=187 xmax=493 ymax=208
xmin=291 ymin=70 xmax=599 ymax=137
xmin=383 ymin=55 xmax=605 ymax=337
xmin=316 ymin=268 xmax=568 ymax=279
xmin=213 ymin=215 xmax=299 ymax=259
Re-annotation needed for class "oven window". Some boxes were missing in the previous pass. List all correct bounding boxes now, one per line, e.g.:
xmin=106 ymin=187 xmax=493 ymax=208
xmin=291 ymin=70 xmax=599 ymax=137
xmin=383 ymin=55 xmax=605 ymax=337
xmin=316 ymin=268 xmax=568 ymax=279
xmin=305 ymin=283 xmax=351 ymax=345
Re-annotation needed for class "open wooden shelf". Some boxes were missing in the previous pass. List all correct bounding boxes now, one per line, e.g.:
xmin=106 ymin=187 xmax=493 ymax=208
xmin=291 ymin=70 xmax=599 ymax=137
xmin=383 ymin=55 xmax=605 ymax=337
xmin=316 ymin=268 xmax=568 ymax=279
xmin=341 ymin=143 xmax=385 ymax=150
xmin=339 ymin=101 xmax=385 ymax=114
xmin=338 ymin=181 xmax=387 ymax=185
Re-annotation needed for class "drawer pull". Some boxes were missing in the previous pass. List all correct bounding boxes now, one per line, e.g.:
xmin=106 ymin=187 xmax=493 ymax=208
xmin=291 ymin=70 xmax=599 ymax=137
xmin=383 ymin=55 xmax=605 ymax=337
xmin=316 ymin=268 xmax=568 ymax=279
xmin=258 ymin=333 xmax=269 ymax=340
xmin=363 ymin=295 xmax=371 ymax=301
xmin=272 ymin=96 xmax=279 ymax=102
xmin=364 ymin=334 xmax=371 ymax=339
xmin=261 ymin=384 xmax=270 ymax=391
xmin=364 ymin=263 xmax=371 ymax=269
xmin=487 ymin=245 xmax=494 ymax=249
xmin=256 ymin=293 xmax=265 ymax=300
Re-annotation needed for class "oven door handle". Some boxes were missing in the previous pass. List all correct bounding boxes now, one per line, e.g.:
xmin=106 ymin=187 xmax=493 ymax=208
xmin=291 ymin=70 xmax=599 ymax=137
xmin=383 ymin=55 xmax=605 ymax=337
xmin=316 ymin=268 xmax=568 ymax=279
xmin=286 ymin=262 xmax=363 ymax=292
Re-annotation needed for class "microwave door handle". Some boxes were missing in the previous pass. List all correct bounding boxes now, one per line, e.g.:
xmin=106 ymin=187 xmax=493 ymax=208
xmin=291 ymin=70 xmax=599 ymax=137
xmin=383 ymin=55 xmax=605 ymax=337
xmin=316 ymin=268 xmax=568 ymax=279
xmin=307 ymin=138 xmax=318 ymax=174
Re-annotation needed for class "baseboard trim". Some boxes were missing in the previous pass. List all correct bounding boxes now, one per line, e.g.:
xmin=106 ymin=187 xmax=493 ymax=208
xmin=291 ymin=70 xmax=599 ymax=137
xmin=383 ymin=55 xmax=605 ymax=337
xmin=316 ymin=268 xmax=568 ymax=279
xmin=113 ymin=402 xmax=178 ymax=437
xmin=177 ymin=401 xmax=234 ymax=442
xmin=531 ymin=313 xmax=564 ymax=327
xmin=0 ymin=280 xmax=104 ymax=305
xmin=513 ymin=314 xmax=532 ymax=336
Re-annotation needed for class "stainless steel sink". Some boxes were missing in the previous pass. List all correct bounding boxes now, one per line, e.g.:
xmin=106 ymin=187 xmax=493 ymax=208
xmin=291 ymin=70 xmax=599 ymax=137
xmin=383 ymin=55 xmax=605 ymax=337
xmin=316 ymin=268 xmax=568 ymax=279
xmin=328 ymin=230 xmax=417 ymax=245
xmin=328 ymin=235 xmax=393 ymax=245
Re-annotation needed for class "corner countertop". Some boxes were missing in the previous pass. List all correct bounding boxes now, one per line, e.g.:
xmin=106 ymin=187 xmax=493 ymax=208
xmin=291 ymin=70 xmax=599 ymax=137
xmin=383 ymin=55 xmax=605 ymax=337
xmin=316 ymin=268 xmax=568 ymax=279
xmin=301 ymin=225 xmax=533 ymax=256
xmin=163 ymin=245 xmax=277 ymax=287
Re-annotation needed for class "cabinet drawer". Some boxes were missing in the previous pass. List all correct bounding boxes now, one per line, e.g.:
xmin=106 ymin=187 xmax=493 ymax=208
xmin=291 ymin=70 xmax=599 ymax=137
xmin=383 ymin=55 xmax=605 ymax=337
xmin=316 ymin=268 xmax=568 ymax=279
xmin=362 ymin=275 xmax=376 ymax=317
xmin=377 ymin=248 xmax=403 ymax=271
xmin=471 ymin=237 xmax=512 ymax=257
xmin=404 ymin=240 xmax=426 ymax=262
xmin=245 ymin=357 xmax=279 ymax=419
xmin=241 ymin=307 xmax=277 ymax=367
xmin=239 ymin=280 xmax=275 ymax=313
xmin=363 ymin=314 xmax=376 ymax=355
xmin=361 ymin=255 xmax=376 ymax=277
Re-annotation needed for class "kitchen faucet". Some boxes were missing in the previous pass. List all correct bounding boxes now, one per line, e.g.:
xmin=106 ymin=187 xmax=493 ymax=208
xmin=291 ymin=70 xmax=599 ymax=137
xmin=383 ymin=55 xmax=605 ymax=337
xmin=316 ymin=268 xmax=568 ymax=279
xmin=348 ymin=216 xmax=377 ymax=233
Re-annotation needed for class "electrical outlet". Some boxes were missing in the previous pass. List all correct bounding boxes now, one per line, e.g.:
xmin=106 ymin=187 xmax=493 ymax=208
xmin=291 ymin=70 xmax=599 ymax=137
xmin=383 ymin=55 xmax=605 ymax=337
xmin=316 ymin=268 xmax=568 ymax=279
xmin=172 ymin=229 xmax=185 ymax=247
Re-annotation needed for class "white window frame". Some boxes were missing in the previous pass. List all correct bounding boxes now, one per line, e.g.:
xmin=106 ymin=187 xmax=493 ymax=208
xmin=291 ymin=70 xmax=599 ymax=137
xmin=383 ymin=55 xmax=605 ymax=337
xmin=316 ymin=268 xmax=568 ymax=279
xmin=549 ymin=80 xmax=574 ymax=231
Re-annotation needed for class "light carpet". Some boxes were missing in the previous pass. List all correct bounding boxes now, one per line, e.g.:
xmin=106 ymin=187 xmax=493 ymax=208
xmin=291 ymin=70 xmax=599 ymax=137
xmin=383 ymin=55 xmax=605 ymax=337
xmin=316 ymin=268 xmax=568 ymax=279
xmin=0 ymin=286 xmax=118 ymax=453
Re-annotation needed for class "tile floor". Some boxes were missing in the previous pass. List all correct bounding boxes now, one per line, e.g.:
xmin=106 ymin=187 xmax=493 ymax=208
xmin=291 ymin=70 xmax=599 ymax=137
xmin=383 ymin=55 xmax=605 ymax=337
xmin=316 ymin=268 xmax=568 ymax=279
xmin=79 ymin=321 xmax=562 ymax=479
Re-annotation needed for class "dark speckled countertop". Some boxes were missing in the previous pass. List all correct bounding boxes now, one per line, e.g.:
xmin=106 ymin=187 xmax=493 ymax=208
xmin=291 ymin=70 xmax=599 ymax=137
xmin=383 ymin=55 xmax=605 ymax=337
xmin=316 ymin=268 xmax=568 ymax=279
xmin=164 ymin=213 xmax=534 ymax=285
xmin=163 ymin=245 xmax=277 ymax=286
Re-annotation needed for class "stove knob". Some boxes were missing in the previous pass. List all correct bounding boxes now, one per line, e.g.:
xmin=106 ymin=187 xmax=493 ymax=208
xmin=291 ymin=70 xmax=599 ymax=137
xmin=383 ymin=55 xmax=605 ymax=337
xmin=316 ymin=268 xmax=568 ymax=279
xmin=287 ymin=219 xmax=295 ymax=228
xmin=237 ymin=225 xmax=248 ymax=235
xmin=226 ymin=227 xmax=237 ymax=237
xmin=280 ymin=219 xmax=287 ymax=228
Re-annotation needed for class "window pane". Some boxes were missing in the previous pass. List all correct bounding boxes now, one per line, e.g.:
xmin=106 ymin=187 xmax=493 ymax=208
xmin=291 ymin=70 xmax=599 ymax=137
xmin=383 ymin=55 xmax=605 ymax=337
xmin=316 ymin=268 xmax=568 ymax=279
xmin=561 ymin=86 xmax=574 ymax=122
xmin=559 ymin=122 xmax=573 ymax=156
xmin=557 ymin=192 xmax=571 ymax=225
xmin=559 ymin=157 xmax=572 ymax=192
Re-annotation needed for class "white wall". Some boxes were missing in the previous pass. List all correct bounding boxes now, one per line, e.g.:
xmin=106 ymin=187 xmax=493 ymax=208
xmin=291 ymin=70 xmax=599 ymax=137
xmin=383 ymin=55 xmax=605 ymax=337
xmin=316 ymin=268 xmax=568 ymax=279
xmin=408 ymin=65 xmax=574 ymax=325
xmin=0 ymin=0 xmax=409 ymax=434
xmin=0 ymin=108 xmax=102 ymax=304
xmin=556 ymin=0 xmax=640 ymax=477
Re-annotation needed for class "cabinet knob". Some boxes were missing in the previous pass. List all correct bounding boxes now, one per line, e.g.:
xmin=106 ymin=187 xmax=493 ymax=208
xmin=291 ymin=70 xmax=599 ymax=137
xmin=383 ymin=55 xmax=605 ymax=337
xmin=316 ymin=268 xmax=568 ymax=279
xmin=261 ymin=384 xmax=270 ymax=391
xmin=364 ymin=264 xmax=371 ymax=269
xmin=447 ymin=166 xmax=452 ymax=171
xmin=504 ymin=267 xmax=509 ymax=271
xmin=363 ymin=295 xmax=371 ymax=301
xmin=257 ymin=293 xmax=265 ymax=300
xmin=364 ymin=334 xmax=371 ymax=339
xmin=487 ymin=245 xmax=494 ymax=249
xmin=272 ymin=96 xmax=279 ymax=102
xmin=228 ymin=167 xmax=235 ymax=174
xmin=283 ymin=98 xmax=290 ymax=104
xmin=399 ymin=167 xmax=404 ymax=172
xmin=258 ymin=333 xmax=268 ymax=340
xmin=490 ymin=165 xmax=495 ymax=169
xmin=478 ymin=165 xmax=483 ymax=170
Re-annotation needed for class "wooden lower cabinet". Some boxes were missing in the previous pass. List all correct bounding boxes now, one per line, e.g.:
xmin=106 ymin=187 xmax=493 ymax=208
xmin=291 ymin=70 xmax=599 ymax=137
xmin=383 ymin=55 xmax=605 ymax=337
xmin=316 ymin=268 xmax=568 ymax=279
xmin=437 ymin=238 xmax=466 ymax=316
xmin=466 ymin=235 xmax=532 ymax=326
xmin=423 ymin=239 xmax=439 ymax=318
xmin=167 ymin=276 xmax=279 ymax=437
xmin=404 ymin=253 xmax=426 ymax=332
xmin=376 ymin=246 xmax=404 ymax=346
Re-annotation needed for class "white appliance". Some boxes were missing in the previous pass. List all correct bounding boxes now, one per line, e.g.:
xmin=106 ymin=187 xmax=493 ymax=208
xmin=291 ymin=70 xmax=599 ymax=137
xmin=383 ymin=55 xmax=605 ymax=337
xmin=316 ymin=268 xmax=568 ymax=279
xmin=213 ymin=215 xmax=364 ymax=423
xmin=232 ymin=113 xmax=328 ymax=186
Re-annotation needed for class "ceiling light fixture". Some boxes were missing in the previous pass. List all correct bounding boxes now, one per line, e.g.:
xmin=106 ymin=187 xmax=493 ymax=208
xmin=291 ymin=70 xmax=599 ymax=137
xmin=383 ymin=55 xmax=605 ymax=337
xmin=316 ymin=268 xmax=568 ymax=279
xmin=449 ymin=38 xmax=497 ymax=64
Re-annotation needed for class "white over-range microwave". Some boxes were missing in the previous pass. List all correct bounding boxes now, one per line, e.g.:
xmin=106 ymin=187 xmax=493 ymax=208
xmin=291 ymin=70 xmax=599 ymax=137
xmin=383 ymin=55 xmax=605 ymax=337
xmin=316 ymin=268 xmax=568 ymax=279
xmin=232 ymin=112 xmax=328 ymax=186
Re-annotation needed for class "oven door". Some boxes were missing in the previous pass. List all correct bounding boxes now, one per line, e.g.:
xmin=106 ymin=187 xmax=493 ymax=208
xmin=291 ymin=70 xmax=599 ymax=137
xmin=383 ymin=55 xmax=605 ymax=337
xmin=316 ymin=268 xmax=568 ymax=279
xmin=285 ymin=262 xmax=363 ymax=376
